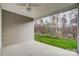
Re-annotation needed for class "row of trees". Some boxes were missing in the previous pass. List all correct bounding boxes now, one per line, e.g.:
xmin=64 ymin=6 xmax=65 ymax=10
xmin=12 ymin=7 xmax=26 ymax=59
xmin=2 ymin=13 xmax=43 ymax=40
xmin=34 ymin=9 xmax=78 ymax=39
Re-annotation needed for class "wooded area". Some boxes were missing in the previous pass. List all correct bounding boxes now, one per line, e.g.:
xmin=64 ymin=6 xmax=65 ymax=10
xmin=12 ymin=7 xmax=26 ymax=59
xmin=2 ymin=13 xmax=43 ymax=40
xmin=34 ymin=9 xmax=78 ymax=39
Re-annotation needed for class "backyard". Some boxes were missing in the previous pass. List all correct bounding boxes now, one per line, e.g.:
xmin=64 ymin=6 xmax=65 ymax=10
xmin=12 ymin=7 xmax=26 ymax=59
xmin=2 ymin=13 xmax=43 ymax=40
xmin=35 ymin=35 xmax=77 ymax=51
xmin=34 ymin=9 xmax=78 ymax=52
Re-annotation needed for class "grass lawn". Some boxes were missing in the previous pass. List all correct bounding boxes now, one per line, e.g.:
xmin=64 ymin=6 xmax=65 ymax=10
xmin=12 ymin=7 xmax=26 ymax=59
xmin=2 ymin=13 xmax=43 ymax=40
xmin=35 ymin=35 xmax=77 ymax=51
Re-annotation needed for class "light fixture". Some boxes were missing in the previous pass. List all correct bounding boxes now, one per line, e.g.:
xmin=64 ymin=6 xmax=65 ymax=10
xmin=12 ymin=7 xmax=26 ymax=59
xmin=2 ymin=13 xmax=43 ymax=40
xmin=26 ymin=4 xmax=31 ymax=16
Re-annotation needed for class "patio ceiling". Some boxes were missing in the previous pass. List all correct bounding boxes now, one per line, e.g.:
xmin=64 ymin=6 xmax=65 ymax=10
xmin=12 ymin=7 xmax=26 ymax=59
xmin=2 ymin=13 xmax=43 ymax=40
xmin=1 ymin=3 xmax=76 ymax=19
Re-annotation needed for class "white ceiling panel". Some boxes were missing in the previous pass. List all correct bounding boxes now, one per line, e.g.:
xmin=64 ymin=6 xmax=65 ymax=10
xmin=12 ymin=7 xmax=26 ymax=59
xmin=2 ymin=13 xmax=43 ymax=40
xmin=1 ymin=3 xmax=75 ymax=19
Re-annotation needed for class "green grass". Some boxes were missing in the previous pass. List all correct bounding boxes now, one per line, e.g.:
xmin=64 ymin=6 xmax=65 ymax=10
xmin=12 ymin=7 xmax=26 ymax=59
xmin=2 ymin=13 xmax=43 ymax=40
xmin=35 ymin=35 xmax=77 ymax=51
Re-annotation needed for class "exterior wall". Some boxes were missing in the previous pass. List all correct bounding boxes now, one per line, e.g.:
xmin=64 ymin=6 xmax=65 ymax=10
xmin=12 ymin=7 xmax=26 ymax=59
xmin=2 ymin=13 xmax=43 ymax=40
xmin=2 ymin=10 xmax=34 ymax=47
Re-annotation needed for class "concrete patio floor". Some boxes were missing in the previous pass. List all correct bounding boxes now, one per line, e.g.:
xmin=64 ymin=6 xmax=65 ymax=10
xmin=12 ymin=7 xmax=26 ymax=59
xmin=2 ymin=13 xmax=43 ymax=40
xmin=2 ymin=40 xmax=78 ymax=56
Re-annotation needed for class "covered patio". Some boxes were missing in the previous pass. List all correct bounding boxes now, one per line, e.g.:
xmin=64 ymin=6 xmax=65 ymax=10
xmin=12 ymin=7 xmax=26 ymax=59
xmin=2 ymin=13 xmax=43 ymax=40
xmin=0 ymin=3 xmax=79 ymax=56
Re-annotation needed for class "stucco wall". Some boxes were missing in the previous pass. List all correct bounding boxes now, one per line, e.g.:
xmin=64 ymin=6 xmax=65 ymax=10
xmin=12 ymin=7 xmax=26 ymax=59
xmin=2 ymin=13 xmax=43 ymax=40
xmin=2 ymin=10 xmax=34 ymax=47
